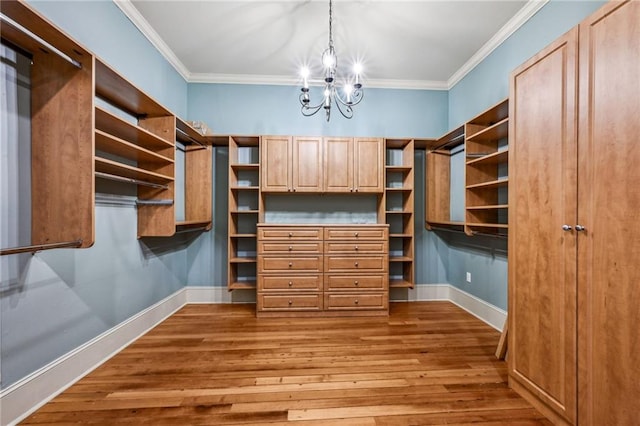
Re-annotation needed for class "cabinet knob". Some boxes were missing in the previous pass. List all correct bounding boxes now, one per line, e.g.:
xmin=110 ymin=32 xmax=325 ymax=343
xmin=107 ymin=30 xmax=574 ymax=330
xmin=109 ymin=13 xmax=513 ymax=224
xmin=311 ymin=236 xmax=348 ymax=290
xmin=575 ymin=225 xmax=586 ymax=232
xmin=354 ymin=246 xmax=359 ymax=251
xmin=288 ymin=281 xmax=293 ymax=287
xmin=293 ymin=188 xmax=296 ymax=192
xmin=354 ymin=281 xmax=359 ymax=286
xmin=288 ymin=262 xmax=293 ymax=267
xmin=355 ymin=188 xmax=359 ymax=192
xmin=354 ymin=232 xmax=359 ymax=237
xmin=354 ymin=299 xmax=359 ymax=305
xmin=562 ymin=224 xmax=572 ymax=231
xmin=355 ymin=262 xmax=359 ymax=267
xmin=350 ymin=188 xmax=353 ymax=192
xmin=288 ymin=246 xmax=293 ymax=251
xmin=288 ymin=232 xmax=293 ymax=237
xmin=288 ymin=300 xmax=293 ymax=305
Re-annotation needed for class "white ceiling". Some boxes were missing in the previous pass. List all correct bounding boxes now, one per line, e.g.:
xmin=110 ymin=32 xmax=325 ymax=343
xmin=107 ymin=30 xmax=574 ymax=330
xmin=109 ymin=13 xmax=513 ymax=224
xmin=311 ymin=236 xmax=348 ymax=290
xmin=119 ymin=0 xmax=545 ymax=89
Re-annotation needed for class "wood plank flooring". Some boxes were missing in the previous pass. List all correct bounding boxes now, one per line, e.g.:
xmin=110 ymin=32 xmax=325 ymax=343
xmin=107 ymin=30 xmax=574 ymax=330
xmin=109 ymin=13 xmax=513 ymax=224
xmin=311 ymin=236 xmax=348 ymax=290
xmin=22 ymin=302 xmax=551 ymax=425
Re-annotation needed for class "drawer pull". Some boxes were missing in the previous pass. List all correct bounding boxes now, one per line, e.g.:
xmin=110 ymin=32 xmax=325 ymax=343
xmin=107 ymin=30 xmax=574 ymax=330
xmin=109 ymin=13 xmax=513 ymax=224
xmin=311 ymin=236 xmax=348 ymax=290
xmin=288 ymin=262 xmax=293 ymax=267
xmin=288 ymin=300 xmax=293 ymax=305
xmin=354 ymin=246 xmax=359 ymax=251
xmin=354 ymin=281 xmax=359 ymax=286
xmin=288 ymin=246 xmax=293 ymax=251
xmin=355 ymin=262 xmax=359 ymax=267
xmin=355 ymin=232 xmax=359 ymax=237
xmin=355 ymin=299 xmax=359 ymax=305
xmin=288 ymin=232 xmax=293 ymax=237
xmin=288 ymin=281 xmax=293 ymax=287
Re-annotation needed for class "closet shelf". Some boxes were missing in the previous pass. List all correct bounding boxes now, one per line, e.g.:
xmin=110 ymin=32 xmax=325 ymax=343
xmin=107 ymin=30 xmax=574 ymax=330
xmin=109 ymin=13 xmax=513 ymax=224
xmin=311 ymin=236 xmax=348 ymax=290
xmin=95 ymin=130 xmax=173 ymax=165
xmin=466 ymin=117 xmax=509 ymax=142
xmin=385 ymin=165 xmax=412 ymax=172
xmin=229 ymin=257 xmax=257 ymax=263
xmin=390 ymin=234 xmax=413 ymax=238
xmin=230 ymin=163 xmax=260 ymax=170
xmin=95 ymin=106 xmax=174 ymax=150
xmin=466 ymin=223 xmax=509 ymax=229
xmin=175 ymin=117 xmax=208 ymax=146
xmin=230 ymin=210 xmax=259 ymax=214
xmin=390 ymin=279 xmax=414 ymax=289
xmin=466 ymin=204 xmax=508 ymax=211
xmin=229 ymin=281 xmax=257 ymax=290
xmin=230 ymin=233 xmax=258 ymax=238
xmin=466 ymin=149 xmax=508 ymax=166
xmin=386 ymin=210 xmax=412 ymax=215
xmin=385 ymin=187 xmax=412 ymax=192
xmin=95 ymin=157 xmax=173 ymax=184
xmin=230 ymin=186 xmax=259 ymax=191
xmin=390 ymin=256 xmax=413 ymax=262
xmin=466 ymin=178 xmax=509 ymax=190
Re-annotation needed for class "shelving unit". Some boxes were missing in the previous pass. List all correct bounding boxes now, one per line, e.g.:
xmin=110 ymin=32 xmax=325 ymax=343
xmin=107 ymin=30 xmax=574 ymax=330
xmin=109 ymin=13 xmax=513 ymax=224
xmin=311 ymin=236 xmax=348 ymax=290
xmin=175 ymin=117 xmax=212 ymax=232
xmin=94 ymin=58 xmax=176 ymax=237
xmin=1 ymin=0 xmax=95 ymax=251
xmin=228 ymin=136 xmax=261 ymax=290
xmin=464 ymin=98 xmax=509 ymax=236
xmin=385 ymin=139 xmax=415 ymax=289
xmin=425 ymin=126 xmax=465 ymax=231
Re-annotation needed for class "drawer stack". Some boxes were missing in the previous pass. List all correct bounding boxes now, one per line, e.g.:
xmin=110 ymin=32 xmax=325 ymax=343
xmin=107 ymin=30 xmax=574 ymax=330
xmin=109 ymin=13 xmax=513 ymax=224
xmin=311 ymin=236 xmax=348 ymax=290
xmin=257 ymin=224 xmax=389 ymax=316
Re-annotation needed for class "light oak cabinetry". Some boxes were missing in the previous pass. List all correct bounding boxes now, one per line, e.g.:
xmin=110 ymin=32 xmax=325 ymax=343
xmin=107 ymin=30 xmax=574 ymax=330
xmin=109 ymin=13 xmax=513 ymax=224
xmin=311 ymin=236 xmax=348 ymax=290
xmin=257 ymin=224 xmax=388 ymax=317
xmin=261 ymin=136 xmax=323 ymax=193
xmin=324 ymin=138 xmax=385 ymax=193
xmin=509 ymin=2 xmax=639 ymax=424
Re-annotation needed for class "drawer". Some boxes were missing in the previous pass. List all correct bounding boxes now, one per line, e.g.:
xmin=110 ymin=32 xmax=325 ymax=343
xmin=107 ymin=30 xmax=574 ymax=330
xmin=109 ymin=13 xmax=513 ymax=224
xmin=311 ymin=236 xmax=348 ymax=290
xmin=324 ymin=255 xmax=388 ymax=272
xmin=324 ymin=227 xmax=387 ymax=241
xmin=258 ymin=293 xmax=323 ymax=311
xmin=324 ymin=293 xmax=388 ymax=310
xmin=324 ymin=274 xmax=386 ymax=291
xmin=258 ymin=241 xmax=322 ymax=254
xmin=259 ymin=275 xmax=322 ymax=292
xmin=259 ymin=256 xmax=323 ymax=273
xmin=324 ymin=241 xmax=387 ymax=254
xmin=258 ymin=227 xmax=322 ymax=241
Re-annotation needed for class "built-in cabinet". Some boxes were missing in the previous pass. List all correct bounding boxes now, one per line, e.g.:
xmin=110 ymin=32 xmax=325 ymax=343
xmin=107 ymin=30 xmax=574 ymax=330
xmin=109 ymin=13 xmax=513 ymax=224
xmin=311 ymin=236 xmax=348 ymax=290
xmin=257 ymin=224 xmax=389 ymax=317
xmin=509 ymin=2 xmax=639 ymax=424
xmin=260 ymin=136 xmax=323 ymax=193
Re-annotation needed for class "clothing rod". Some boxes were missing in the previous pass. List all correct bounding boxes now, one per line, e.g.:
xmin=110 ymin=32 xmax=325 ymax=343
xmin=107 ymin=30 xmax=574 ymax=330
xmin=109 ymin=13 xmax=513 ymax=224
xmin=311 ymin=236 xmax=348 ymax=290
xmin=430 ymin=226 xmax=508 ymax=240
xmin=0 ymin=239 xmax=82 ymax=256
xmin=0 ymin=13 xmax=82 ymax=69
xmin=176 ymin=128 xmax=207 ymax=149
xmin=136 ymin=199 xmax=173 ymax=206
xmin=433 ymin=133 xmax=465 ymax=151
xmin=95 ymin=172 xmax=168 ymax=190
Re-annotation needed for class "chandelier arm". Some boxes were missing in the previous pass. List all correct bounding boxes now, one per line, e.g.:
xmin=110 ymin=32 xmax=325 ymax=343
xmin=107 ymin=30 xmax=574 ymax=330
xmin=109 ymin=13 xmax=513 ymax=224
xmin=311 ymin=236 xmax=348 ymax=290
xmin=333 ymin=88 xmax=364 ymax=108
xmin=334 ymin=97 xmax=354 ymax=119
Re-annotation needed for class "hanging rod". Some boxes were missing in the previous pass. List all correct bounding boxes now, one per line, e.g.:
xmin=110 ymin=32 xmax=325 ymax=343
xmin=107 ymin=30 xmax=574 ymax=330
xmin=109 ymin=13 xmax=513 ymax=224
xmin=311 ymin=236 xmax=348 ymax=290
xmin=433 ymin=133 xmax=465 ymax=151
xmin=0 ymin=13 xmax=82 ymax=69
xmin=430 ymin=225 xmax=508 ymax=240
xmin=136 ymin=199 xmax=173 ymax=206
xmin=95 ymin=172 xmax=168 ymax=190
xmin=176 ymin=127 xmax=207 ymax=149
xmin=0 ymin=239 xmax=83 ymax=256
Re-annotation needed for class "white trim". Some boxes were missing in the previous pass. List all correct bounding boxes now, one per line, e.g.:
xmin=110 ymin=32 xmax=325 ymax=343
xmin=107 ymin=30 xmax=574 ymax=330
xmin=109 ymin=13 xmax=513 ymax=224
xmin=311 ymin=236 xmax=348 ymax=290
xmin=0 ymin=288 xmax=188 ymax=426
xmin=114 ymin=0 xmax=547 ymax=90
xmin=447 ymin=0 xmax=548 ymax=88
xmin=0 ymin=285 xmax=504 ymax=425
xmin=447 ymin=286 xmax=507 ymax=331
xmin=113 ymin=0 xmax=191 ymax=81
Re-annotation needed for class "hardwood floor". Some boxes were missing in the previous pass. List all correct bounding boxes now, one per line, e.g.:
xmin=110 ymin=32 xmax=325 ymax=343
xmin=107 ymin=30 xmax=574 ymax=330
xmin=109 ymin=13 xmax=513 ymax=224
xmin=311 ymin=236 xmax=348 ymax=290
xmin=22 ymin=302 xmax=550 ymax=425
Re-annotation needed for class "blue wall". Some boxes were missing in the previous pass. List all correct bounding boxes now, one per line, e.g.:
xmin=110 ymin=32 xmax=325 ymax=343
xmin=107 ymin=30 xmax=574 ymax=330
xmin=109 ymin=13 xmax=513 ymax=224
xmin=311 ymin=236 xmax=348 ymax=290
xmin=0 ymin=1 xmax=189 ymax=389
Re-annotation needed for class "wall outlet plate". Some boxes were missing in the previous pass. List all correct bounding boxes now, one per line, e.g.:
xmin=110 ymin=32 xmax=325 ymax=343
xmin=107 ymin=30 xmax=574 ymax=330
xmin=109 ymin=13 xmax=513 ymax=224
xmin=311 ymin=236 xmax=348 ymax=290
xmin=466 ymin=272 xmax=471 ymax=283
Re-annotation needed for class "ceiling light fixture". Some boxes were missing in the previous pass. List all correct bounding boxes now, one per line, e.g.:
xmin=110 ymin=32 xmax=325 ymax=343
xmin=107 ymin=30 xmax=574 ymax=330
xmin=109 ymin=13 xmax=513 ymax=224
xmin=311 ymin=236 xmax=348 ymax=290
xmin=299 ymin=0 xmax=363 ymax=122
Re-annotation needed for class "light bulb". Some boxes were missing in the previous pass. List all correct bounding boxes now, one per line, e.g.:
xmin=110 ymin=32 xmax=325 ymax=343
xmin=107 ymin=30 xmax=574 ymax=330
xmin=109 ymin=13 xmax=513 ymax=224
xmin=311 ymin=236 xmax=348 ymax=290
xmin=323 ymin=53 xmax=336 ymax=69
xmin=353 ymin=63 xmax=363 ymax=75
xmin=301 ymin=67 xmax=309 ymax=89
xmin=344 ymin=84 xmax=353 ymax=103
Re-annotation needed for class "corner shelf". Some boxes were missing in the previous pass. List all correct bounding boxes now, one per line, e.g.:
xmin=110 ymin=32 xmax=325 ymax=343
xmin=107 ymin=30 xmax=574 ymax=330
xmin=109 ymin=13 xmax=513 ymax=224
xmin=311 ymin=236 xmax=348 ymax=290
xmin=384 ymin=139 xmax=415 ymax=288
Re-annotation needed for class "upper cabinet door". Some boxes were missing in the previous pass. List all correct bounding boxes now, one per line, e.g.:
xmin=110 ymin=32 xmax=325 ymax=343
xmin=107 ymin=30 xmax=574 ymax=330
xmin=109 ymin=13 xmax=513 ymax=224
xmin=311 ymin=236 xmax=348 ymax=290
xmin=508 ymin=27 xmax=579 ymax=424
xmin=261 ymin=136 xmax=292 ymax=192
xmin=292 ymin=137 xmax=323 ymax=193
xmin=324 ymin=137 xmax=353 ymax=192
xmin=577 ymin=2 xmax=640 ymax=425
xmin=353 ymin=138 xmax=384 ymax=193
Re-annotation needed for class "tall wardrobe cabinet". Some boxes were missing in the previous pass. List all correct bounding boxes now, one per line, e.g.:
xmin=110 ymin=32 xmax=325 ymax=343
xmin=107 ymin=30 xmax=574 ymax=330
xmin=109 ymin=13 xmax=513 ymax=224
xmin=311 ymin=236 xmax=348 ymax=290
xmin=508 ymin=1 xmax=639 ymax=425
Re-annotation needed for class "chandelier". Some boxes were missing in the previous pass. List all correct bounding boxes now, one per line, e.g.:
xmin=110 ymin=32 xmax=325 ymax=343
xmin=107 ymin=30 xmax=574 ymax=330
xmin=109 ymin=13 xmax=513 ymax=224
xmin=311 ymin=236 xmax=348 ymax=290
xmin=299 ymin=0 xmax=364 ymax=121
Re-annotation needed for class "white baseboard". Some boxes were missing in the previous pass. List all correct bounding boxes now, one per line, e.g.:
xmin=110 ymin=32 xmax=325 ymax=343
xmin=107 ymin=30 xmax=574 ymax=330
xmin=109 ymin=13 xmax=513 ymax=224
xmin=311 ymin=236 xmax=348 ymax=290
xmin=1 ymin=284 xmax=505 ymax=425
xmin=0 ymin=288 xmax=188 ymax=426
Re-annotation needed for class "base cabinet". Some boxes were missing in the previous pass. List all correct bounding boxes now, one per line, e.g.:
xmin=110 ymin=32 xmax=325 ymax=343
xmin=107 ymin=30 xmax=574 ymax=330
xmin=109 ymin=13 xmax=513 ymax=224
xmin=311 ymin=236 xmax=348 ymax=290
xmin=509 ymin=2 xmax=640 ymax=425
xmin=257 ymin=224 xmax=389 ymax=316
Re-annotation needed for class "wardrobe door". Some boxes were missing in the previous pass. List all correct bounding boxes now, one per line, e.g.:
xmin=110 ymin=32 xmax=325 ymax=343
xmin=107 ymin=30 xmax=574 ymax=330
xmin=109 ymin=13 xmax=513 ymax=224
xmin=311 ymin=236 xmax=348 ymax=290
xmin=577 ymin=1 xmax=640 ymax=424
xmin=508 ymin=28 xmax=578 ymax=424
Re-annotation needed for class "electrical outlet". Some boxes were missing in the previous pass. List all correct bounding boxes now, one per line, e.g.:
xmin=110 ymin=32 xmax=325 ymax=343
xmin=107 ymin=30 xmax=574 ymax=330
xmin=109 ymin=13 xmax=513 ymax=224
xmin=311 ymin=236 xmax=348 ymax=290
xmin=466 ymin=272 xmax=472 ymax=283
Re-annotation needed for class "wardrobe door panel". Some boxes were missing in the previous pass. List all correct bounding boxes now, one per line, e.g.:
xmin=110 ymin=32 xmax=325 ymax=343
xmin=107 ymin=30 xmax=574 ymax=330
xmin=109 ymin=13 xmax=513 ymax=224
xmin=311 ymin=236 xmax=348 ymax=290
xmin=508 ymin=27 xmax=578 ymax=424
xmin=577 ymin=2 xmax=640 ymax=424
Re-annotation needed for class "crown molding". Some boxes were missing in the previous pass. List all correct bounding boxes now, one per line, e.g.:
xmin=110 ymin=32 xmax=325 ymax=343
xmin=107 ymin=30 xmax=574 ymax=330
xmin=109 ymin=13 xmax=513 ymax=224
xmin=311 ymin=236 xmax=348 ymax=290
xmin=113 ymin=0 xmax=191 ymax=81
xmin=447 ymin=0 xmax=549 ymax=89
xmin=115 ymin=0 xmax=548 ymax=90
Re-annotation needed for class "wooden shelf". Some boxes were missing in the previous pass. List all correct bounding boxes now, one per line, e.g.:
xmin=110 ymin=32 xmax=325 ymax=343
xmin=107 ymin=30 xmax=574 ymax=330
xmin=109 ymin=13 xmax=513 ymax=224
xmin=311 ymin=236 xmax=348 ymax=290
xmin=95 ymin=157 xmax=173 ymax=184
xmin=176 ymin=220 xmax=211 ymax=232
xmin=390 ymin=234 xmax=413 ymax=238
xmin=386 ymin=210 xmax=412 ymax=215
xmin=95 ymin=107 xmax=173 ymax=150
xmin=466 ymin=118 xmax=509 ymax=142
xmin=390 ymin=256 xmax=413 ymax=262
xmin=230 ymin=210 xmax=259 ymax=214
xmin=385 ymin=165 xmax=412 ymax=172
xmin=426 ymin=221 xmax=465 ymax=232
xmin=466 ymin=149 xmax=508 ymax=166
xmin=466 ymin=178 xmax=509 ymax=190
xmin=434 ymin=125 xmax=465 ymax=150
xmin=95 ymin=59 xmax=171 ymax=117
xmin=229 ymin=257 xmax=257 ymax=263
xmin=385 ymin=187 xmax=412 ymax=192
xmin=229 ymin=281 xmax=257 ymax=290
xmin=390 ymin=279 xmax=415 ymax=289
xmin=230 ymin=234 xmax=257 ymax=238
xmin=466 ymin=223 xmax=509 ymax=229
xmin=230 ymin=186 xmax=259 ymax=191
xmin=466 ymin=204 xmax=508 ymax=210
xmin=95 ymin=130 xmax=173 ymax=165
xmin=175 ymin=117 xmax=208 ymax=146
xmin=230 ymin=163 xmax=260 ymax=170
